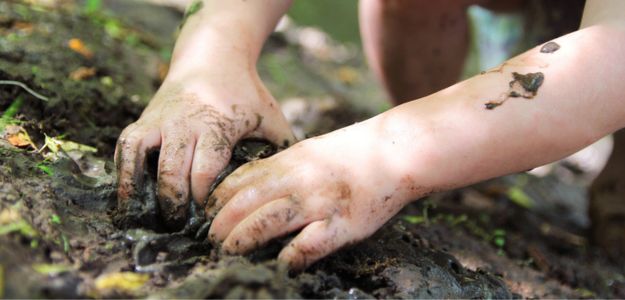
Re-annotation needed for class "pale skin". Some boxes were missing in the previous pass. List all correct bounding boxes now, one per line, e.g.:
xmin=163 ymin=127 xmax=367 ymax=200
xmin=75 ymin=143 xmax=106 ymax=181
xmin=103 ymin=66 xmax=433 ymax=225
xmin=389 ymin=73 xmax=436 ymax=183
xmin=115 ymin=0 xmax=296 ymax=229
xmin=116 ymin=0 xmax=625 ymax=269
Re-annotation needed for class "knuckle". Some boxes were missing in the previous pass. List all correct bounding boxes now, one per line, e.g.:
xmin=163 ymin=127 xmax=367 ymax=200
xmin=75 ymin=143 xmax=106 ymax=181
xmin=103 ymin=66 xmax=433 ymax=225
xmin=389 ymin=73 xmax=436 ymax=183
xmin=295 ymin=241 xmax=322 ymax=257
xmin=191 ymin=170 xmax=216 ymax=184
xmin=117 ymin=134 xmax=142 ymax=149
xmin=249 ymin=215 xmax=269 ymax=236
xmin=212 ymin=194 xmax=232 ymax=212
xmin=222 ymin=205 xmax=244 ymax=223
xmin=119 ymin=122 xmax=141 ymax=137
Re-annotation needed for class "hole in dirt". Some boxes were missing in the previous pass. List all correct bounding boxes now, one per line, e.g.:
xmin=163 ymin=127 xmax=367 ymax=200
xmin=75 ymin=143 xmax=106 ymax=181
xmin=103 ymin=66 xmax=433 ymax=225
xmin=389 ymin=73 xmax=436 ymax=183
xmin=401 ymin=234 xmax=411 ymax=244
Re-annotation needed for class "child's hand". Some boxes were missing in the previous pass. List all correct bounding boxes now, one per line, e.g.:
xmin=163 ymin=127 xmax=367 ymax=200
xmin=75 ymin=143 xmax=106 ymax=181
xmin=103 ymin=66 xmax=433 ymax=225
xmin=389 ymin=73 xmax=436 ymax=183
xmin=208 ymin=118 xmax=431 ymax=270
xmin=115 ymin=72 xmax=294 ymax=230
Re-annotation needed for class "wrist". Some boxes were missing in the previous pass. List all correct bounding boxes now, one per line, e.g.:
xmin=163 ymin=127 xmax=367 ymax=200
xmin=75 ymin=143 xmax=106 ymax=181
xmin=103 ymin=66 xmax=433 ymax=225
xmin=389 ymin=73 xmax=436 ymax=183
xmin=167 ymin=21 xmax=260 ymax=80
xmin=370 ymin=94 xmax=489 ymax=203
xmin=366 ymin=106 xmax=443 ymax=204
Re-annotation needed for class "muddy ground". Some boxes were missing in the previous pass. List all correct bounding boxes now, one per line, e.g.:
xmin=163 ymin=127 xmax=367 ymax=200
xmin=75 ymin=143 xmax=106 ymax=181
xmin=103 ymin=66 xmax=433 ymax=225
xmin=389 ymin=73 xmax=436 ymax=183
xmin=1 ymin=1 xmax=624 ymax=298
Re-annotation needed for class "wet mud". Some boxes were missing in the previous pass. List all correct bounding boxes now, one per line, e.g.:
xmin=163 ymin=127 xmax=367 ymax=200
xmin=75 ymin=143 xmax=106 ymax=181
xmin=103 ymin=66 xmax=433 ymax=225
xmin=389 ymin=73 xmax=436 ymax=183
xmin=540 ymin=41 xmax=561 ymax=53
xmin=1 ymin=1 xmax=623 ymax=299
xmin=485 ymin=72 xmax=544 ymax=110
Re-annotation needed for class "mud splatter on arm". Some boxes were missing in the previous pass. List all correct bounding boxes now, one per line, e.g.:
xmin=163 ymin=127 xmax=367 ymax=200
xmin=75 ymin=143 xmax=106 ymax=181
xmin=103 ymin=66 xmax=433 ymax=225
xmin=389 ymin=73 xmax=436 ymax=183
xmin=484 ymin=72 xmax=545 ymax=110
xmin=540 ymin=41 xmax=561 ymax=53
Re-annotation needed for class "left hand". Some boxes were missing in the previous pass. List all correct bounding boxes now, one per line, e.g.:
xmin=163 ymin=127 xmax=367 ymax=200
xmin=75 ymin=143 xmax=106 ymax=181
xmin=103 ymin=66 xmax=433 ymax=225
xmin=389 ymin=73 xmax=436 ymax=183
xmin=207 ymin=117 xmax=432 ymax=270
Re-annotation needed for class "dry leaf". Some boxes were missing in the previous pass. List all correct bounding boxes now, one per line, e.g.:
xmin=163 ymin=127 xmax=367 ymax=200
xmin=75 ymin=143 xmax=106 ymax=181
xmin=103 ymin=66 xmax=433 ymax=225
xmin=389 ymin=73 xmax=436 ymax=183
xmin=69 ymin=67 xmax=96 ymax=81
xmin=68 ymin=38 xmax=94 ymax=59
xmin=4 ymin=125 xmax=36 ymax=149
xmin=94 ymin=272 xmax=149 ymax=293
xmin=12 ymin=21 xmax=34 ymax=34
xmin=157 ymin=62 xmax=169 ymax=82
xmin=336 ymin=66 xmax=359 ymax=85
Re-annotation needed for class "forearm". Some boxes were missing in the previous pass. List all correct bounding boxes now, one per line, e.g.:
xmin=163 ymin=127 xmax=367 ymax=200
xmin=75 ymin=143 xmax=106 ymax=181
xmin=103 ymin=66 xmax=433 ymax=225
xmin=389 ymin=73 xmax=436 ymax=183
xmin=375 ymin=24 xmax=625 ymax=196
xmin=167 ymin=0 xmax=291 ymax=79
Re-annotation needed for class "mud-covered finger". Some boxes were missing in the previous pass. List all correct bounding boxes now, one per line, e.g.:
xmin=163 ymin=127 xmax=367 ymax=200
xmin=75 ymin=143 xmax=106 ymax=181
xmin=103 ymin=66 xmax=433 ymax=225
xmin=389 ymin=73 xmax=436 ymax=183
xmin=208 ymin=177 xmax=291 ymax=242
xmin=278 ymin=219 xmax=347 ymax=271
xmin=190 ymin=133 xmax=233 ymax=209
xmin=255 ymin=114 xmax=297 ymax=149
xmin=116 ymin=126 xmax=161 ymax=202
xmin=157 ymin=130 xmax=196 ymax=230
xmin=208 ymin=156 xmax=285 ymax=216
xmin=209 ymin=159 xmax=272 ymax=203
xmin=222 ymin=196 xmax=314 ymax=254
xmin=114 ymin=122 xmax=138 ymax=165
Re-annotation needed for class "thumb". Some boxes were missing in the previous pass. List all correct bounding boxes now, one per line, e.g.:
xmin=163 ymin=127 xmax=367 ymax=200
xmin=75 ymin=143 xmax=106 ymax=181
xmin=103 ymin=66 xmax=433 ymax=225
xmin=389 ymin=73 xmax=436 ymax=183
xmin=250 ymin=109 xmax=297 ymax=149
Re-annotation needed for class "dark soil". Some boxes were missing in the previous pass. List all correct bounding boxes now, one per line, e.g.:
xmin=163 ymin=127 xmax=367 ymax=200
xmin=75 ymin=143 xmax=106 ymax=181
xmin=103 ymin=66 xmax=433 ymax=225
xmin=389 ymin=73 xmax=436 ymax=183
xmin=1 ymin=1 xmax=623 ymax=298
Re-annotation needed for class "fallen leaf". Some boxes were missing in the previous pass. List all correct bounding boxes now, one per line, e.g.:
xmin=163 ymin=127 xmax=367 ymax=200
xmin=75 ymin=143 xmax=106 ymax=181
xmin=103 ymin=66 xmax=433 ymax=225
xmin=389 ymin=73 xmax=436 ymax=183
xmin=4 ymin=125 xmax=36 ymax=149
xmin=94 ymin=272 xmax=149 ymax=293
xmin=336 ymin=66 xmax=360 ymax=85
xmin=403 ymin=215 xmax=426 ymax=225
xmin=60 ymin=140 xmax=97 ymax=153
xmin=68 ymin=38 xmax=94 ymax=59
xmin=32 ymin=263 xmax=71 ymax=276
xmin=12 ymin=21 xmax=34 ymax=34
xmin=0 ymin=205 xmax=37 ymax=239
xmin=506 ymin=186 xmax=534 ymax=209
xmin=44 ymin=135 xmax=97 ymax=154
xmin=0 ymin=207 xmax=20 ymax=225
xmin=69 ymin=67 xmax=96 ymax=81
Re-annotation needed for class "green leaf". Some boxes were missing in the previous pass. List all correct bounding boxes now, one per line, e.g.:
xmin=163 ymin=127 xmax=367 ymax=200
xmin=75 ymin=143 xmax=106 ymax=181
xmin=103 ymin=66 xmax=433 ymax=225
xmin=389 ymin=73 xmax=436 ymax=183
xmin=104 ymin=19 xmax=123 ymax=39
xmin=44 ymin=135 xmax=97 ymax=154
xmin=59 ymin=140 xmax=97 ymax=153
xmin=50 ymin=214 xmax=61 ymax=225
xmin=493 ymin=229 xmax=506 ymax=237
xmin=575 ymin=288 xmax=596 ymax=298
xmin=0 ymin=97 xmax=23 ymax=132
xmin=32 ymin=263 xmax=71 ymax=275
xmin=84 ymin=0 xmax=102 ymax=14
xmin=0 ymin=219 xmax=38 ymax=238
xmin=506 ymin=186 xmax=533 ymax=208
xmin=61 ymin=234 xmax=70 ymax=253
xmin=2 ymin=97 xmax=23 ymax=119
xmin=403 ymin=215 xmax=426 ymax=224
xmin=37 ymin=163 xmax=54 ymax=176
xmin=494 ymin=236 xmax=505 ymax=248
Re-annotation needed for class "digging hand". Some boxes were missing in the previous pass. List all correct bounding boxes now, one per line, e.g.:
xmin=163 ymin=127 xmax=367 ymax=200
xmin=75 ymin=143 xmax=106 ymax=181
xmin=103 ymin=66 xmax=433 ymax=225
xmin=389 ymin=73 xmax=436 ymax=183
xmin=207 ymin=118 xmax=425 ymax=270
xmin=115 ymin=74 xmax=295 ymax=230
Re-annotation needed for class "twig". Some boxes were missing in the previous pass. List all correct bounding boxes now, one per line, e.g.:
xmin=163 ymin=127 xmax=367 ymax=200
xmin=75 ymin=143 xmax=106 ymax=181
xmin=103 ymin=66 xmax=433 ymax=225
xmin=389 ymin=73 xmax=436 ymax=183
xmin=0 ymin=80 xmax=49 ymax=102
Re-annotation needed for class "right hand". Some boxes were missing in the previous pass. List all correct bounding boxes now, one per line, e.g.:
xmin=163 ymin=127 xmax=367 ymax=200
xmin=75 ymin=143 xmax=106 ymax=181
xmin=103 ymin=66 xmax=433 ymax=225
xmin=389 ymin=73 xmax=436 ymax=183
xmin=115 ymin=70 xmax=295 ymax=230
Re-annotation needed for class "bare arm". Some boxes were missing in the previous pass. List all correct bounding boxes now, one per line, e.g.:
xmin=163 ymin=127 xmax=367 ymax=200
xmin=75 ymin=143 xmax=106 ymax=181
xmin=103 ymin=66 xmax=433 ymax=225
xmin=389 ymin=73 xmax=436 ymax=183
xmin=168 ymin=0 xmax=292 ymax=78
xmin=206 ymin=0 xmax=625 ymax=269
xmin=381 ymin=0 xmax=625 ymax=197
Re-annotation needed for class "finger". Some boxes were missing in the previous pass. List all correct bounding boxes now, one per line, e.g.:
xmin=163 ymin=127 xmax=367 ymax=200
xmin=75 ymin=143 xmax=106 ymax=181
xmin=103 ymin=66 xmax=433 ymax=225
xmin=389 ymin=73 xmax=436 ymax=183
xmin=208 ymin=176 xmax=292 ymax=242
xmin=190 ymin=133 xmax=233 ymax=209
xmin=116 ymin=125 xmax=161 ymax=202
xmin=157 ymin=129 xmax=196 ymax=230
xmin=278 ymin=218 xmax=349 ymax=271
xmin=114 ymin=123 xmax=138 ymax=165
xmin=222 ymin=195 xmax=314 ymax=254
xmin=207 ymin=159 xmax=272 ymax=211
xmin=249 ymin=83 xmax=297 ymax=148
xmin=256 ymin=112 xmax=297 ymax=149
